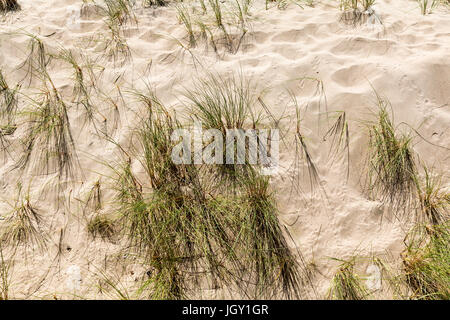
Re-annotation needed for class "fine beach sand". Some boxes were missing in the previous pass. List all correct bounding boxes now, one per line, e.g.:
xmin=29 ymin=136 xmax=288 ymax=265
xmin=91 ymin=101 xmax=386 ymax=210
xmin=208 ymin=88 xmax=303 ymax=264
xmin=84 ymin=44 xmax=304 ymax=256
xmin=0 ymin=0 xmax=449 ymax=299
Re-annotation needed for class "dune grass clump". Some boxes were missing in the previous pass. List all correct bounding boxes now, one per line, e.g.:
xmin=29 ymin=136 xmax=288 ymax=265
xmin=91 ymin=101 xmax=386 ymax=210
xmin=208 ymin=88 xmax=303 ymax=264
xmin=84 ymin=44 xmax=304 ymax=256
xmin=0 ymin=0 xmax=20 ymax=12
xmin=415 ymin=167 xmax=449 ymax=225
xmin=186 ymin=73 xmax=256 ymax=132
xmin=1 ymin=186 xmax=46 ymax=251
xmin=175 ymin=0 xmax=249 ymax=55
xmin=17 ymin=77 xmax=77 ymax=179
xmin=111 ymin=81 xmax=303 ymax=299
xmin=88 ymin=214 xmax=116 ymax=240
xmin=402 ymin=223 xmax=450 ymax=299
xmin=365 ymin=97 xmax=417 ymax=213
xmin=185 ymin=73 xmax=259 ymax=187
xmin=327 ymin=259 xmax=370 ymax=300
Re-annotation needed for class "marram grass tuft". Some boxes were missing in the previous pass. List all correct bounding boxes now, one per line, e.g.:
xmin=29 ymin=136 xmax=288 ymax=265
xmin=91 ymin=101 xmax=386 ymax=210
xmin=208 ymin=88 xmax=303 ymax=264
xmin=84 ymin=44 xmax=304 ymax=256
xmin=327 ymin=258 xmax=370 ymax=300
xmin=403 ymin=223 xmax=450 ymax=300
xmin=109 ymin=84 xmax=305 ymax=299
xmin=365 ymin=96 xmax=417 ymax=215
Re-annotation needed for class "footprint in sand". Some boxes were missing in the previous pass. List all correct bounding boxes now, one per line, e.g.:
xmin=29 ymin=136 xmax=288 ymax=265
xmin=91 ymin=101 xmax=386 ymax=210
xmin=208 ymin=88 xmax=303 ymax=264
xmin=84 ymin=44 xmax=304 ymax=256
xmin=331 ymin=64 xmax=378 ymax=87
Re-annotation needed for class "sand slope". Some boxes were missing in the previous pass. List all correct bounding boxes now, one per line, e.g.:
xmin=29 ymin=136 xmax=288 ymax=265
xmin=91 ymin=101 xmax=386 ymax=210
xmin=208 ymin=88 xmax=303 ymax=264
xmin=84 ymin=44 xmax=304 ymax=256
xmin=0 ymin=0 xmax=449 ymax=299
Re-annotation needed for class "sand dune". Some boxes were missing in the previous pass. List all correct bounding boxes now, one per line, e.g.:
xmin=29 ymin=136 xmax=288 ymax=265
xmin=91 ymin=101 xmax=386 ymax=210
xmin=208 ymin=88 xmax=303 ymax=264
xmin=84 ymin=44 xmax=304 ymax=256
xmin=0 ymin=0 xmax=449 ymax=299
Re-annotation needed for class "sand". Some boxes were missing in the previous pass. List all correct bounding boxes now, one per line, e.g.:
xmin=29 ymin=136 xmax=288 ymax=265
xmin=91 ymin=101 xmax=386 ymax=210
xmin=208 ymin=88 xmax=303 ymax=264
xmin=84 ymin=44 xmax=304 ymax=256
xmin=0 ymin=0 xmax=449 ymax=299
